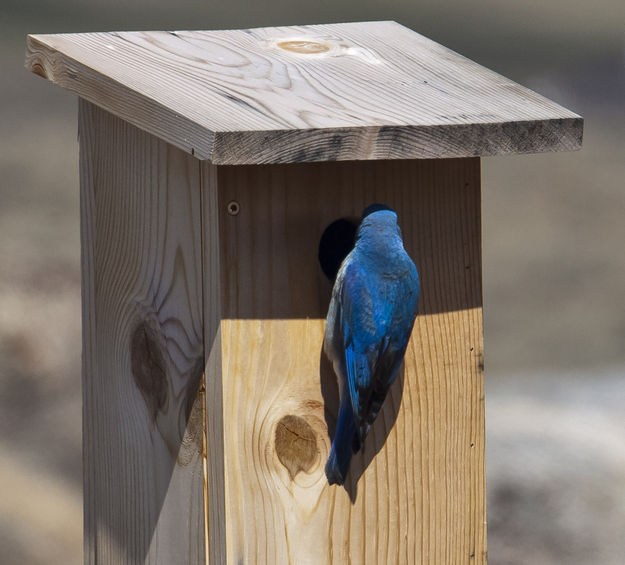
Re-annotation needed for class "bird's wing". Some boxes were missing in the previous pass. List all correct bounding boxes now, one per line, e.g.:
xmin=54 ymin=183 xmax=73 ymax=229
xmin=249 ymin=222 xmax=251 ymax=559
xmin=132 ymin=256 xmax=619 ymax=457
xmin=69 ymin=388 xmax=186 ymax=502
xmin=340 ymin=261 xmax=416 ymax=440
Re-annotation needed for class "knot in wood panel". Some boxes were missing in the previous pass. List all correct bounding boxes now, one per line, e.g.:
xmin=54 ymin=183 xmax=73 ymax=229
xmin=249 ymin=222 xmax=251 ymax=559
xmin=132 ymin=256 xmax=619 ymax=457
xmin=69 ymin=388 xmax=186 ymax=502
xmin=277 ymin=40 xmax=330 ymax=54
xmin=131 ymin=320 xmax=168 ymax=422
xmin=274 ymin=415 xmax=319 ymax=480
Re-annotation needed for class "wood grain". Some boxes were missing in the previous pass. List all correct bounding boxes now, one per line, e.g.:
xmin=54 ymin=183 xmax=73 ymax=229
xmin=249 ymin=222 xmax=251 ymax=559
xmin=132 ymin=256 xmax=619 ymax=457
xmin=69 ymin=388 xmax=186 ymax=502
xmin=27 ymin=21 xmax=582 ymax=163
xmin=201 ymin=163 xmax=228 ymax=565
xmin=78 ymin=94 xmax=486 ymax=562
xmin=205 ymin=158 xmax=486 ymax=563
xmin=79 ymin=100 xmax=205 ymax=563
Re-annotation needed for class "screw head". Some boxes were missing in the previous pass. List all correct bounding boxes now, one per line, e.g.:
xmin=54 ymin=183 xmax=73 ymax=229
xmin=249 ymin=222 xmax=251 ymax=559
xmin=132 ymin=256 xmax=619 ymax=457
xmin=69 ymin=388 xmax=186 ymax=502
xmin=227 ymin=200 xmax=240 ymax=216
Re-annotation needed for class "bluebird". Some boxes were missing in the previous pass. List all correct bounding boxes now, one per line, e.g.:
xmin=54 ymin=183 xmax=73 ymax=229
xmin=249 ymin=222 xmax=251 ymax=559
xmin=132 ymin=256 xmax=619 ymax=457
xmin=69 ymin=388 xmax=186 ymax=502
xmin=324 ymin=204 xmax=419 ymax=485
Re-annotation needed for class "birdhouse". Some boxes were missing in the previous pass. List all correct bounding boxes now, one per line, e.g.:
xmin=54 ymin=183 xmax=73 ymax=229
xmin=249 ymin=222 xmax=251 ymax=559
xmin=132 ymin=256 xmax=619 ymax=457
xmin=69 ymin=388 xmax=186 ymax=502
xmin=26 ymin=21 xmax=582 ymax=564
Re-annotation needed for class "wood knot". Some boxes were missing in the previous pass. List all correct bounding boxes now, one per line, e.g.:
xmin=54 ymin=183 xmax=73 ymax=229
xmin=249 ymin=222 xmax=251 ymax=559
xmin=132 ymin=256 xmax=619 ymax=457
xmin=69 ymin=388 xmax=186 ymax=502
xmin=277 ymin=40 xmax=330 ymax=54
xmin=29 ymin=62 xmax=48 ymax=79
xmin=131 ymin=320 xmax=168 ymax=422
xmin=274 ymin=415 xmax=319 ymax=480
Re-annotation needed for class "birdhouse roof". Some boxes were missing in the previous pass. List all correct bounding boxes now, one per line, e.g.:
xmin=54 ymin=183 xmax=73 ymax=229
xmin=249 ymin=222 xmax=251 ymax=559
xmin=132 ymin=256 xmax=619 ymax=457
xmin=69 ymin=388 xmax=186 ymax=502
xmin=26 ymin=21 xmax=582 ymax=164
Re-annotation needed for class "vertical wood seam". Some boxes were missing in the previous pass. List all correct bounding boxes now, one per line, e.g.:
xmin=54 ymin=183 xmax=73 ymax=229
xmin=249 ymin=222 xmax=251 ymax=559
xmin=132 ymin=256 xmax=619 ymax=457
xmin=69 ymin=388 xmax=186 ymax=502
xmin=202 ymin=163 xmax=228 ymax=565
xmin=199 ymin=157 xmax=210 ymax=565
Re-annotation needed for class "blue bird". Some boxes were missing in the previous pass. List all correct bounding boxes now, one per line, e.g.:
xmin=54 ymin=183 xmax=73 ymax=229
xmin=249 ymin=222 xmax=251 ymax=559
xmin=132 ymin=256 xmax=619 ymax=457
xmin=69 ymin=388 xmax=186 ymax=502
xmin=324 ymin=204 xmax=419 ymax=486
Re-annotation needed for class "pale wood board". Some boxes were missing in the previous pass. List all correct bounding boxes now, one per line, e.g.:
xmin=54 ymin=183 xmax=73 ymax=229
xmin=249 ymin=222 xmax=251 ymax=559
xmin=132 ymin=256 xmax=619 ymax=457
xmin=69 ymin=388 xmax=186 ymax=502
xmin=205 ymin=158 xmax=486 ymax=563
xmin=79 ymin=100 xmax=206 ymax=563
xmin=27 ymin=21 xmax=582 ymax=163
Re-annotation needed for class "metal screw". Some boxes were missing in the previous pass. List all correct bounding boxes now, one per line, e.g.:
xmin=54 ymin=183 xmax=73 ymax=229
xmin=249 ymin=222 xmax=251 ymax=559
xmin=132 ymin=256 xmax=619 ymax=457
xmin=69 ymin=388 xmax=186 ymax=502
xmin=227 ymin=200 xmax=240 ymax=216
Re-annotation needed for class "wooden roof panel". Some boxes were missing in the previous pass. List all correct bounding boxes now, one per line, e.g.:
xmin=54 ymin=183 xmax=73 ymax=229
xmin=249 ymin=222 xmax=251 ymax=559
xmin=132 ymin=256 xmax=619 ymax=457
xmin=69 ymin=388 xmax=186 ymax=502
xmin=26 ymin=21 xmax=583 ymax=163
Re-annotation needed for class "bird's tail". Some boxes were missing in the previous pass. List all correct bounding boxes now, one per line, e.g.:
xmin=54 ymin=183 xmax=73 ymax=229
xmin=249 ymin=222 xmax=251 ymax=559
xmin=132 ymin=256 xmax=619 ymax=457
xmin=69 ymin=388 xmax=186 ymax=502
xmin=325 ymin=396 xmax=356 ymax=485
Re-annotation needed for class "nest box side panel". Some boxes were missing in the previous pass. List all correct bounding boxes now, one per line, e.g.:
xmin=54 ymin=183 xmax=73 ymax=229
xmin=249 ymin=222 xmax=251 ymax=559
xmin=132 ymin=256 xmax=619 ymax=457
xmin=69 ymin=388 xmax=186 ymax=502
xmin=79 ymin=100 xmax=206 ymax=564
xmin=206 ymin=158 xmax=485 ymax=564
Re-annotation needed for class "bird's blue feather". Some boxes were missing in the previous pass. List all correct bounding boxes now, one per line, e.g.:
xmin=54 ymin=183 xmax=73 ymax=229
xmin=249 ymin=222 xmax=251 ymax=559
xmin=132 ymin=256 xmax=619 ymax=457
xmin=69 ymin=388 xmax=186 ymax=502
xmin=325 ymin=380 xmax=357 ymax=485
xmin=324 ymin=207 xmax=419 ymax=485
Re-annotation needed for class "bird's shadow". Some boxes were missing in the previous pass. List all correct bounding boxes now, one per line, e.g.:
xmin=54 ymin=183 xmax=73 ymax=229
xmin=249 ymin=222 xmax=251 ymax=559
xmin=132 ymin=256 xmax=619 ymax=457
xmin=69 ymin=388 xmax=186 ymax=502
xmin=319 ymin=349 xmax=405 ymax=504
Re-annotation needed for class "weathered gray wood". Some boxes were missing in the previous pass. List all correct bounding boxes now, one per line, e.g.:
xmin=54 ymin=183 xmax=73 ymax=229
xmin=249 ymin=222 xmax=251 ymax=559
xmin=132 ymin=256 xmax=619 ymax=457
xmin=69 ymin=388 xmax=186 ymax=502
xmin=79 ymin=99 xmax=205 ymax=563
xmin=28 ymin=22 xmax=582 ymax=164
xmin=201 ymin=163 xmax=228 ymax=565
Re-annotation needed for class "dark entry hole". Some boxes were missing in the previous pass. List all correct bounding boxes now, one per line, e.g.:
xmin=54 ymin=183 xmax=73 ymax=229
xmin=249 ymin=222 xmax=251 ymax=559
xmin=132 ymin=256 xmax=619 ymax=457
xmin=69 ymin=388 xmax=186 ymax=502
xmin=318 ymin=218 xmax=358 ymax=283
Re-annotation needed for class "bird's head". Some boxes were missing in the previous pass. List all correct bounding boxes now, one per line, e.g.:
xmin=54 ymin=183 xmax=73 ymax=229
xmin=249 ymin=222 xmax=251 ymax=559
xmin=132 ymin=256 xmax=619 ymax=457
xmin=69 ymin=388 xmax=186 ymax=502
xmin=359 ymin=204 xmax=399 ymax=232
xmin=357 ymin=204 xmax=403 ymax=248
xmin=361 ymin=203 xmax=394 ymax=219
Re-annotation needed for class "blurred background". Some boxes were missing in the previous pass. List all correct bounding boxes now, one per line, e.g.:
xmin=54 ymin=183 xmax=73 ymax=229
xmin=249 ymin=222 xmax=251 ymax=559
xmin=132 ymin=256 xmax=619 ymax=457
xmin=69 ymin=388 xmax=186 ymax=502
xmin=1 ymin=0 xmax=623 ymax=563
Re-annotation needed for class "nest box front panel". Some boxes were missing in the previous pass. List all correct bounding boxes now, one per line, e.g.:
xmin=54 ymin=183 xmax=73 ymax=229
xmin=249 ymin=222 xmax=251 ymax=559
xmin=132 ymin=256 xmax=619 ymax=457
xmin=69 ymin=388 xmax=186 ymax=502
xmin=206 ymin=158 xmax=485 ymax=564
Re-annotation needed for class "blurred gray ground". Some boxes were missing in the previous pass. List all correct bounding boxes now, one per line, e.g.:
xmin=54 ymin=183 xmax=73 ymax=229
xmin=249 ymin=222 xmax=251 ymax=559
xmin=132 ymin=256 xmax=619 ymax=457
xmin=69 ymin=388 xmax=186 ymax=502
xmin=1 ymin=1 xmax=624 ymax=563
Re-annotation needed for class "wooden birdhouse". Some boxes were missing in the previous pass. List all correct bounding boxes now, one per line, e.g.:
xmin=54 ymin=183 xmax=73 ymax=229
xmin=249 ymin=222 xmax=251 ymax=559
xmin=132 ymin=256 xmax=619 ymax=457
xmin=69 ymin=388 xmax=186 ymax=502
xmin=26 ymin=21 xmax=582 ymax=564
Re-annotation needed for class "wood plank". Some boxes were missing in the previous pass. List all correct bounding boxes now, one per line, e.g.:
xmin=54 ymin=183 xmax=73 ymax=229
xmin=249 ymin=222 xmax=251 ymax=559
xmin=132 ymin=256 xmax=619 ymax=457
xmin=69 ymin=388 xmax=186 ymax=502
xmin=27 ymin=22 xmax=582 ymax=163
xmin=79 ymin=100 xmax=205 ymax=563
xmin=201 ymin=163 xmax=228 ymax=565
xmin=208 ymin=158 xmax=486 ymax=563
